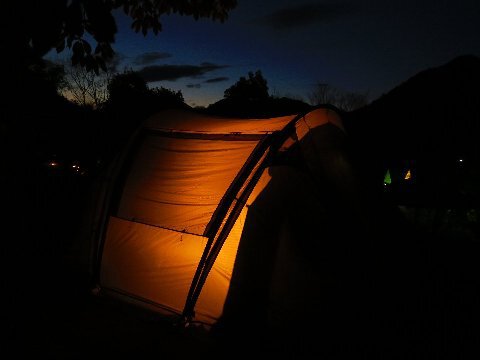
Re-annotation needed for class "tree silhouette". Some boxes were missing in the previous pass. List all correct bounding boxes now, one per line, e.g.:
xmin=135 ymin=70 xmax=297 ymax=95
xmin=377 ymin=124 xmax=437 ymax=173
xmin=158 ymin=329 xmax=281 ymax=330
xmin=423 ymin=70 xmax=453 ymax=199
xmin=63 ymin=62 xmax=113 ymax=108
xmin=150 ymin=86 xmax=184 ymax=104
xmin=103 ymin=70 xmax=187 ymax=148
xmin=10 ymin=0 xmax=237 ymax=73
xmin=224 ymin=70 xmax=269 ymax=101
xmin=207 ymin=70 xmax=311 ymax=118
xmin=107 ymin=70 xmax=149 ymax=104
xmin=106 ymin=70 xmax=185 ymax=110
xmin=27 ymin=59 xmax=69 ymax=95
xmin=308 ymin=82 xmax=369 ymax=112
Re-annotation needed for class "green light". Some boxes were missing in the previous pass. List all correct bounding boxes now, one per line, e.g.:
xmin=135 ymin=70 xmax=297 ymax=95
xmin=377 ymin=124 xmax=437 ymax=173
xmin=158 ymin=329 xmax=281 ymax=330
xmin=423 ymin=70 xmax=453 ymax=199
xmin=384 ymin=169 xmax=392 ymax=185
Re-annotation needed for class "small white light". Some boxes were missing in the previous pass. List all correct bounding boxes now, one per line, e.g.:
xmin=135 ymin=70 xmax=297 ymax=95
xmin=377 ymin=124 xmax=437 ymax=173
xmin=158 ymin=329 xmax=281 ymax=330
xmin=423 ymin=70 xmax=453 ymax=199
xmin=459 ymin=159 xmax=463 ymax=162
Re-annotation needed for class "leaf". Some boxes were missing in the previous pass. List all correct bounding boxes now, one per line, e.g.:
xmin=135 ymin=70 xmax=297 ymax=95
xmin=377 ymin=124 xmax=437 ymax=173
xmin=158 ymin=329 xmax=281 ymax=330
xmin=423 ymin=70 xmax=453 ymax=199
xmin=85 ymin=55 xmax=97 ymax=73
xmin=134 ymin=7 xmax=144 ymax=19
xmin=131 ymin=19 xmax=142 ymax=32
xmin=72 ymin=41 xmax=84 ymax=56
xmin=82 ymin=40 xmax=92 ymax=55
xmin=97 ymin=57 xmax=107 ymax=73
xmin=101 ymin=42 xmax=114 ymax=59
xmin=85 ymin=62 xmax=92 ymax=73
xmin=72 ymin=53 xmax=80 ymax=66
xmin=85 ymin=22 xmax=94 ymax=35
xmin=56 ymin=39 xmax=65 ymax=53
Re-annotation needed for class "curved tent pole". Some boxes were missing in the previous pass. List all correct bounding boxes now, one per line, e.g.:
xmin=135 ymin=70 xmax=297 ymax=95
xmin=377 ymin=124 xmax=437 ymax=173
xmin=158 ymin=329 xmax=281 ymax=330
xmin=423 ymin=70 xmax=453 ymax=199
xmin=181 ymin=111 xmax=308 ymax=322
xmin=204 ymin=135 xmax=273 ymax=238
xmin=183 ymin=148 xmax=276 ymax=321
xmin=181 ymin=135 xmax=273 ymax=321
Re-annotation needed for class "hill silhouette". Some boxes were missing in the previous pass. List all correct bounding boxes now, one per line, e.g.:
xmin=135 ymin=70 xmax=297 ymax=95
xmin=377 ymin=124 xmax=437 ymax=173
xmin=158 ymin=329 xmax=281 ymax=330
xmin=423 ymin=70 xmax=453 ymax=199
xmin=344 ymin=54 xmax=480 ymax=206
xmin=346 ymin=55 xmax=480 ymax=158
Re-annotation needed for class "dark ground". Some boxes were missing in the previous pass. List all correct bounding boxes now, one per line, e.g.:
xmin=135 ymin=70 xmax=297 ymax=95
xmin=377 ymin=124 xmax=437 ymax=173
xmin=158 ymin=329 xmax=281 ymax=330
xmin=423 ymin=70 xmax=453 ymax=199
xmin=1 ymin=161 xmax=480 ymax=359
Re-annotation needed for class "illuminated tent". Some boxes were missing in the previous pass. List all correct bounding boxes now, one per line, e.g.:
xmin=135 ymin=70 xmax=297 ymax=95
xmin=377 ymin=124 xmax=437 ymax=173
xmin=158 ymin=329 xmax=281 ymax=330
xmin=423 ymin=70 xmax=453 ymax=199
xmin=87 ymin=106 xmax=361 ymax=332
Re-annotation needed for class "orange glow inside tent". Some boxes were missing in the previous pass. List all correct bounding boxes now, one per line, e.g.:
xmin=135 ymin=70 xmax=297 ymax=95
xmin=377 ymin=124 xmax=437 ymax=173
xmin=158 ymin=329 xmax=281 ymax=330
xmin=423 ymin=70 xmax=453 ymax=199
xmin=92 ymin=107 xmax=347 ymax=328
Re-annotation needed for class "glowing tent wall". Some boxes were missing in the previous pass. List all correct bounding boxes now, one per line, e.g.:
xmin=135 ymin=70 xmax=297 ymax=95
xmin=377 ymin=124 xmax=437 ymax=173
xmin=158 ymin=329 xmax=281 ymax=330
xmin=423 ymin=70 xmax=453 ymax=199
xmin=99 ymin=128 xmax=270 ymax=323
xmin=95 ymin=107 xmax=345 ymax=326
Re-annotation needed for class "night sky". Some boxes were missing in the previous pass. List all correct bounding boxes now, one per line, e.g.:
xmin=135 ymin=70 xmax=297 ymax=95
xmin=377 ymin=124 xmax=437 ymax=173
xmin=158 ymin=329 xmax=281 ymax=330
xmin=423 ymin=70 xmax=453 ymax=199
xmin=51 ymin=0 xmax=480 ymax=107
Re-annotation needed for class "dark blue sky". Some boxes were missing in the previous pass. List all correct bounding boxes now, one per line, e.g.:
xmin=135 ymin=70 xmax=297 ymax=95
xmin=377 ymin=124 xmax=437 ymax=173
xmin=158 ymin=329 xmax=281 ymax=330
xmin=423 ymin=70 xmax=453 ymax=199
xmin=56 ymin=0 xmax=480 ymax=107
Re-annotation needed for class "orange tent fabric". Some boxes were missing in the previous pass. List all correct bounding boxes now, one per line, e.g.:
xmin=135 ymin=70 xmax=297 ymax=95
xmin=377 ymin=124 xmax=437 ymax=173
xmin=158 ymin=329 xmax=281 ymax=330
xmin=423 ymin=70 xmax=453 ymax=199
xmin=93 ymin=107 xmax=349 ymax=326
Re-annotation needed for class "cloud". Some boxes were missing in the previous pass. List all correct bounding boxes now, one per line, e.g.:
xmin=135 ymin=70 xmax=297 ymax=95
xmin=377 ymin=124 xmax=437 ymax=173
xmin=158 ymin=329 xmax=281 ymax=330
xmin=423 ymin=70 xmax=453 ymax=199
xmin=138 ymin=63 xmax=229 ymax=82
xmin=204 ymin=77 xmax=229 ymax=83
xmin=186 ymin=77 xmax=229 ymax=88
xmin=133 ymin=51 xmax=172 ymax=65
xmin=255 ymin=2 xmax=356 ymax=30
xmin=46 ymin=53 xmax=125 ymax=73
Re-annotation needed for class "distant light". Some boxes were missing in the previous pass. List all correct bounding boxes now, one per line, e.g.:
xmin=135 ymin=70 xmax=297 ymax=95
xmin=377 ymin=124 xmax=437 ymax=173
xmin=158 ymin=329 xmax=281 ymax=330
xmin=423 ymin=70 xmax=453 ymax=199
xmin=404 ymin=169 xmax=412 ymax=180
xmin=384 ymin=169 xmax=392 ymax=185
xmin=458 ymin=159 xmax=463 ymax=163
xmin=48 ymin=161 xmax=58 ymax=167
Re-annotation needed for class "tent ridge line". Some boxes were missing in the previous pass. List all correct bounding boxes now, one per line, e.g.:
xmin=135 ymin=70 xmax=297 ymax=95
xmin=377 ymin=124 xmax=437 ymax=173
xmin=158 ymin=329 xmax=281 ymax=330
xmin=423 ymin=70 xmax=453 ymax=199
xmin=145 ymin=128 xmax=266 ymax=141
